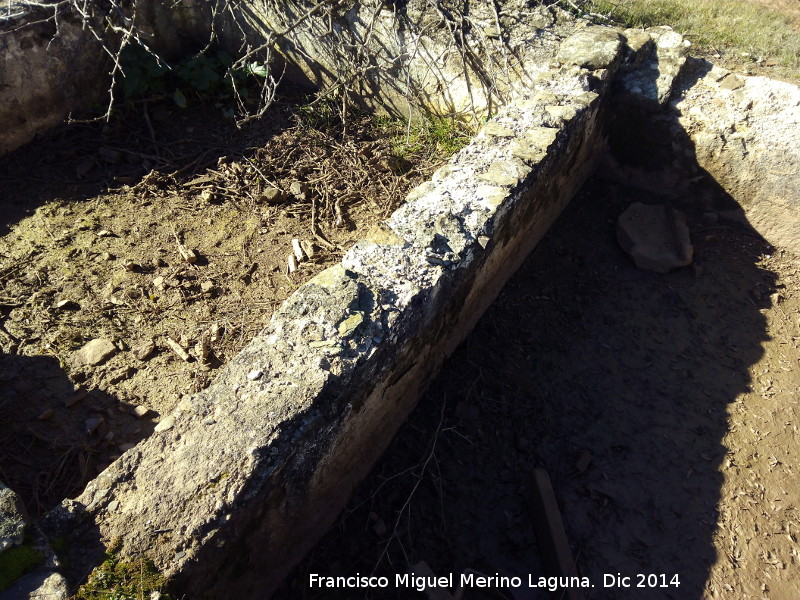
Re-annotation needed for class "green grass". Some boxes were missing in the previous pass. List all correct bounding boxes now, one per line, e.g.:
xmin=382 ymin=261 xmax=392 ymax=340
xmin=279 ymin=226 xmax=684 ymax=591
xmin=70 ymin=542 xmax=174 ymax=600
xmin=576 ymin=0 xmax=800 ymax=71
xmin=375 ymin=114 xmax=472 ymax=162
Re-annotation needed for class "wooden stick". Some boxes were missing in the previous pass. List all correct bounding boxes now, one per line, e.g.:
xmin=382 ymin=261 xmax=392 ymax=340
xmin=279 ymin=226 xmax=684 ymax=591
xmin=529 ymin=468 xmax=585 ymax=600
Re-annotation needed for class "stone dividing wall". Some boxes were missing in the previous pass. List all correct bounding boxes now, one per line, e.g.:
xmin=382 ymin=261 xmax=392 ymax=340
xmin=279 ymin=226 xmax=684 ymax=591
xmin=43 ymin=27 xmax=625 ymax=600
xmin=668 ymin=64 xmax=800 ymax=253
xmin=220 ymin=0 xmax=575 ymax=122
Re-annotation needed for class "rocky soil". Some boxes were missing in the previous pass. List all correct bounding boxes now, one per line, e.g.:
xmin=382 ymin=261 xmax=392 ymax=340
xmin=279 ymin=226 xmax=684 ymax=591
xmin=0 ymin=96 xmax=447 ymax=516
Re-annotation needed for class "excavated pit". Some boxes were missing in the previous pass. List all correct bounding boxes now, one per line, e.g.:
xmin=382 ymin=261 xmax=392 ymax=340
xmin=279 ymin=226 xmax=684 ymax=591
xmin=2 ymin=2 xmax=800 ymax=599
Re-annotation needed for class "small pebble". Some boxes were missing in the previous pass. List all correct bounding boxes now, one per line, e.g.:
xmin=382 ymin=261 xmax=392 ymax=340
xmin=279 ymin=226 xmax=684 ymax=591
xmin=133 ymin=340 xmax=156 ymax=361
xmin=72 ymin=339 xmax=117 ymax=367
xmin=289 ymin=181 xmax=308 ymax=198
xmin=108 ymin=366 xmax=134 ymax=384
xmin=38 ymin=409 xmax=54 ymax=420
xmin=261 ymin=187 xmax=287 ymax=204
xmin=64 ymin=387 xmax=88 ymax=407
xmin=54 ymin=299 xmax=79 ymax=310
xmin=85 ymin=416 xmax=105 ymax=435
xmin=300 ymin=240 xmax=315 ymax=259
xmin=247 ymin=369 xmax=263 ymax=381
xmin=132 ymin=405 xmax=151 ymax=419
xmin=154 ymin=415 xmax=175 ymax=432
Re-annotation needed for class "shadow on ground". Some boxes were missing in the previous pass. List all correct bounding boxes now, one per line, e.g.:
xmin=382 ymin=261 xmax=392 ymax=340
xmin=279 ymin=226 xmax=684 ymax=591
xmin=0 ymin=90 xmax=308 ymax=237
xmin=0 ymin=352 xmax=155 ymax=517
xmin=283 ymin=173 xmax=775 ymax=600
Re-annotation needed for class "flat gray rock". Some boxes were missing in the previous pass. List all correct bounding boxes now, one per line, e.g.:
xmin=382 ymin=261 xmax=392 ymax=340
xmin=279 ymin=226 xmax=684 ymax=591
xmin=556 ymin=28 xmax=623 ymax=71
xmin=71 ymin=338 xmax=117 ymax=366
xmin=617 ymin=203 xmax=693 ymax=273
xmin=0 ymin=570 xmax=69 ymax=600
xmin=0 ymin=482 xmax=27 ymax=552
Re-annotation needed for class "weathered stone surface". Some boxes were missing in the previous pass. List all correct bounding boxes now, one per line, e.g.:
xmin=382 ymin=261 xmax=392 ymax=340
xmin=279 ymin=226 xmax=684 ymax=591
xmin=0 ymin=5 xmax=108 ymax=155
xmin=622 ymin=28 xmax=653 ymax=61
xmin=1 ymin=0 xmax=213 ymax=156
xmin=511 ymin=126 xmax=561 ymax=163
xmin=10 ymin=3 xmax=797 ymax=598
xmin=616 ymin=203 xmax=693 ymax=273
xmin=556 ymin=27 xmax=623 ymax=70
xmin=0 ymin=571 xmax=69 ymax=600
xmin=153 ymin=415 xmax=175 ymax=432
xmin=2 ymin=0 xmax=583 ymax=157
xmin=483 ymin=122 xmax=517 ymax=138
xmin=132 ymin=340 xmax=156 ymax=361
xmin=71 ymin=339 xmax=117 ymax=367
xmin=261 ymin=187 xmax=288 ymax=204
xmin=239 ymin=0 xmax=581 ymax=124
xmin=0 ymin=482 xmax=26 ymax=552
xmin=673 ymin=64 xmax=800 ymax=254
xmin=0 ymin=484 xmax=68 ymax=599
xmin=480 ymin=159 xmax=531 ymax=187
xmin=618 ymin=26 xmax=690 ymax=111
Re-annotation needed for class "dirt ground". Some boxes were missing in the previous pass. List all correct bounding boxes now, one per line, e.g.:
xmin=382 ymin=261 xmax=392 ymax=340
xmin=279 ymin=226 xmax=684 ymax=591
xmin=0 ymin=95 xmax=444 ymax=515
xmin=281 ymin=175 xmax=800 ymax=600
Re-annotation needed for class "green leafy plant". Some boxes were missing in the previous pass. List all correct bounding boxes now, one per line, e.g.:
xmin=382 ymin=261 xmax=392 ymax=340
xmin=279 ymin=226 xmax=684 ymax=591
xmin=295 ymin=93 xmax=342 ymax=130
xmin=118 ymin=43 xmax=170 ymax=99
xmin=116 ymin=42 xmax=270 ymax=114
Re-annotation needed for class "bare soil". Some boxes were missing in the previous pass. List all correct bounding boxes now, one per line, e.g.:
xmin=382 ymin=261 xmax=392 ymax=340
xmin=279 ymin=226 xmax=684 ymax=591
xmin=0 ymin=95 xmax=444 ymax=516
xmin=282 ymin=175 xmax=800 ymax=599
